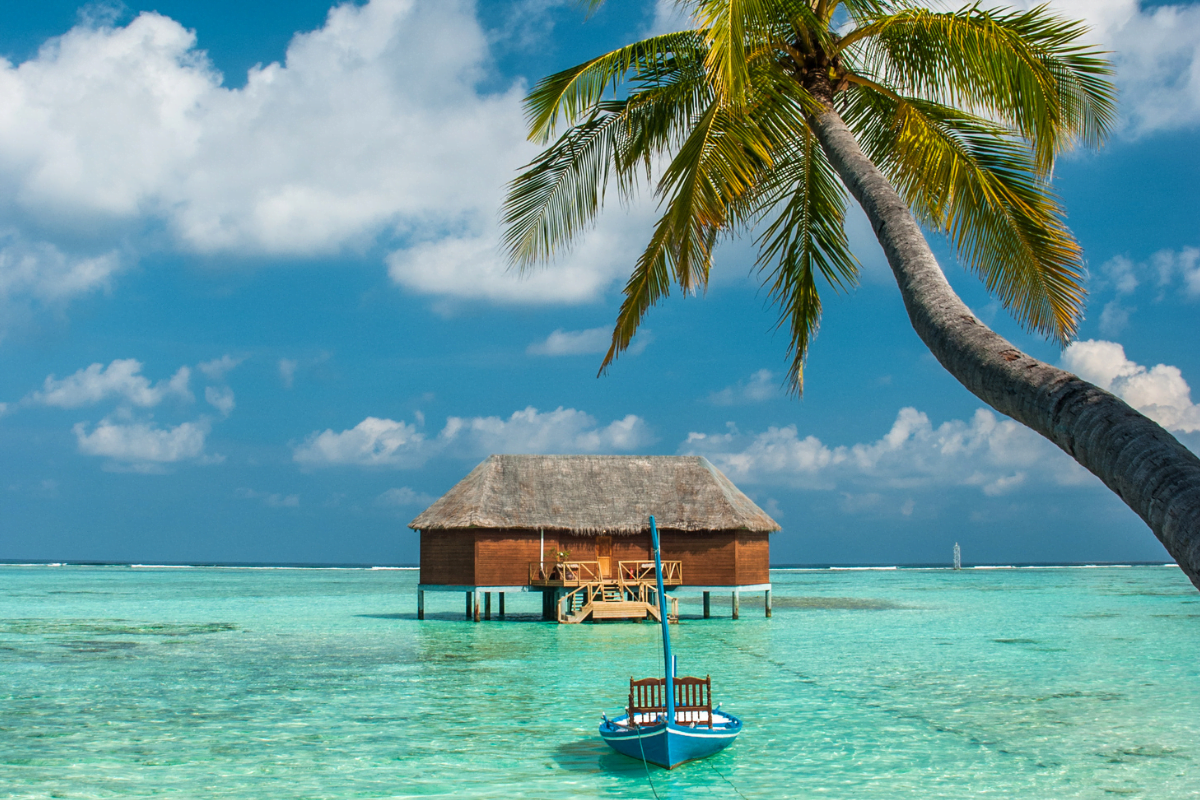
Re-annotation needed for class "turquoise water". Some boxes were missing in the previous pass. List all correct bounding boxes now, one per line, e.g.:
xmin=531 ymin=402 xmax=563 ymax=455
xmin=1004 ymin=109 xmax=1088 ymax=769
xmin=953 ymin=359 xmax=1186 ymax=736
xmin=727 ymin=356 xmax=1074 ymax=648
xmin=1 ymin=565 xmax=1198 ymax=799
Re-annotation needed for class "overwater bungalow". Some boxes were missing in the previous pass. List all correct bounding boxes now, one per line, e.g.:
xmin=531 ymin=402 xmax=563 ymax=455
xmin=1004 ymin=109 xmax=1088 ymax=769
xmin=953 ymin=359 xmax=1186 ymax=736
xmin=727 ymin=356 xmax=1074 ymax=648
xmin=410 ymin=454 xmax=780 ymax=623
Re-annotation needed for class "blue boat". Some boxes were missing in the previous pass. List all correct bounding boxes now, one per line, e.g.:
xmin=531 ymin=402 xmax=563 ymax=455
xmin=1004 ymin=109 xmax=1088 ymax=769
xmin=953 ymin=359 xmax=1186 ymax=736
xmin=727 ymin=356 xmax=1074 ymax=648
xmin=599 ymin=515 xmax=743 ymax=769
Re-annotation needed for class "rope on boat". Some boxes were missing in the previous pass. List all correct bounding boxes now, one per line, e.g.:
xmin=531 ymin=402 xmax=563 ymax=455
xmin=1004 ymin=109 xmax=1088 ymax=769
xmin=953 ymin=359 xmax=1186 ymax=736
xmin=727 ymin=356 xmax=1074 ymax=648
xmin=633 ymin=720 xmax=661 ymax=800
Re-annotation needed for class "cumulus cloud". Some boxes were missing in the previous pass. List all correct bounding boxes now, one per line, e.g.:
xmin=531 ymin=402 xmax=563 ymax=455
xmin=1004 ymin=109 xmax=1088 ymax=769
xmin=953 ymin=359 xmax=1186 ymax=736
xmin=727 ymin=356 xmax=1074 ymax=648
xmin=684 ymin=407 xmax=1089 ymax=498
xmin=293 ymin=416 xmax=425 ymax=467
xmin=1151 ymin=246 xmax=1200 ymax=296
xmin=293 ymin=405 xmax=650 ymax=467
xmin=1062 ymin=339 xmax=1200 ymax=433
xmin=205 ymin=386 xmax=235 ymax=417
xmin=441 ymin=406 xmax=651 ymax=455
xmin=235 ymin=487 xmax=300 ymax=508
xmin=709 ymin=369 xmax=779 ymax=405
xmin=376 ymin=486 xmax=435 ymax=507
xmin=0 ymin=235 xmax=121 ymax=302
xmin=527 ymin=326 xmax=610 ymax=356
xmin=997 ymin=1 xmax=1200 ymax=135
xmin=525 ymin=326 xmax=651 ymax=357
xmin=27 ymin=359 xmax=191 ymax=408
xmin=279 ymin=358 xmax=298 ymax=389
xmin=73 ymin=417 xmax=210 ymax=466
xmin=0 ymin=0 xmax=654 ymax=316
xmin=197 ymin=354 xmax=243 ymax=380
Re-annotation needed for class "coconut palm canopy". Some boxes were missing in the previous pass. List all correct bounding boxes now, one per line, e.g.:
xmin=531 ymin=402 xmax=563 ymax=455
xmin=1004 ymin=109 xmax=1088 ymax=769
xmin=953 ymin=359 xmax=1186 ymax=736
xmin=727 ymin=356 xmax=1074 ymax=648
xmin=502 ymin=1 xmax=1200 ymax=593
xmin=409 ymin=454 xmax=780 ymax=534
xmin=504 ymin=0 xmax=1115 ymax=390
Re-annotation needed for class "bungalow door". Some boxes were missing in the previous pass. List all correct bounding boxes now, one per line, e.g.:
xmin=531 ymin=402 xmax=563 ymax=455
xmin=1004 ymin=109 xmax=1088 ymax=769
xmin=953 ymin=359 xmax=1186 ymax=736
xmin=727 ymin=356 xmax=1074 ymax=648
xmin=597 ymin=535 xmax=613 ymax=579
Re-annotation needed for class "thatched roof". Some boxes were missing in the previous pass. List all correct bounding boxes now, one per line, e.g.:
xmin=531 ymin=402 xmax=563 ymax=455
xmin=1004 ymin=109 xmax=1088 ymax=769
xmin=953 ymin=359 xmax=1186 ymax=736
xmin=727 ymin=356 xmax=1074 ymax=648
xmin=409 ymin=455 xmax=780 ymax=535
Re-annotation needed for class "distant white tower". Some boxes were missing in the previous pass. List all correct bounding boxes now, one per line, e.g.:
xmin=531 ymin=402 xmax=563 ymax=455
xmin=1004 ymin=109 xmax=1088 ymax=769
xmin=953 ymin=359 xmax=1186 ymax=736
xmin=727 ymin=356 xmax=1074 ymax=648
xmin=953 ymin=542 xmax=962 ymax=570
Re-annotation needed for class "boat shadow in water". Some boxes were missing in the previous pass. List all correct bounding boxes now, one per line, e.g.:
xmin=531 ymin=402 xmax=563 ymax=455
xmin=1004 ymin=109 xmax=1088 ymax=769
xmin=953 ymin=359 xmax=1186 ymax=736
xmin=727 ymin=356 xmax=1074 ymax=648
xmin=552 ymin=738 xmax=648 ymax=774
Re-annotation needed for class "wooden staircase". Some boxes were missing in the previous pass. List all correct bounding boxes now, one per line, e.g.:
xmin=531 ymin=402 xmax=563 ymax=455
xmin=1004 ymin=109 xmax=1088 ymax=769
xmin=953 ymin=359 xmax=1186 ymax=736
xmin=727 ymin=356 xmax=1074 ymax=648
xmin=558 ymin=580 xmax=679 ymax=624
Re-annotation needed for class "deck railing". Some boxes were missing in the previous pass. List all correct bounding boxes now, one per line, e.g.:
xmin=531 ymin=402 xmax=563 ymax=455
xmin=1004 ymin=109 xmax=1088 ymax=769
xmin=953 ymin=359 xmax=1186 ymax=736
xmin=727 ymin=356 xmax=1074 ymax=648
xmin=528 ymin=560 xmax=601 ymax=586
xmin=618 ymin=560 xmax=683 ymax=586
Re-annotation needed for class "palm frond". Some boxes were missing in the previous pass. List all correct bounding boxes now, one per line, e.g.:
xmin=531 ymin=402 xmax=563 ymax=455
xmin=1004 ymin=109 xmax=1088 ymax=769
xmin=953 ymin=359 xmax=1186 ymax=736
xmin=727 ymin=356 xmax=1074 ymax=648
xmin=754 ymin=129 xmax=859 ymax=392
xmin=601 ymin=99 xmax=774 ymax=371
xmin=841 ymin=84 xmax=1085 ymax=341
xmin=839 ymin=4 xmax=1115 ymax=171
xmin=506 ymin=48 xmax=717 ymax=268
xmin=525 ymin=31 xmax=708 ymax=143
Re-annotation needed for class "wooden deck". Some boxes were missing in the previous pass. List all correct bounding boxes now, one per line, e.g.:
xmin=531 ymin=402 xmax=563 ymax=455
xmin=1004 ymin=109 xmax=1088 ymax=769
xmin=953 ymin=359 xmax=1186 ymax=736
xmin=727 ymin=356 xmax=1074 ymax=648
xmin=555 ymin=578 xmax=680 ymax=624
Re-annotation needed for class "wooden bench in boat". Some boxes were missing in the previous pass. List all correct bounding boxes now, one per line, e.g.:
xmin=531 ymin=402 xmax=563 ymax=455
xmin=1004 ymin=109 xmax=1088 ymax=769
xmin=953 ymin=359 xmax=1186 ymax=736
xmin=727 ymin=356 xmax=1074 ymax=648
xmin=628 ymin=675 xmax=714 ymax=727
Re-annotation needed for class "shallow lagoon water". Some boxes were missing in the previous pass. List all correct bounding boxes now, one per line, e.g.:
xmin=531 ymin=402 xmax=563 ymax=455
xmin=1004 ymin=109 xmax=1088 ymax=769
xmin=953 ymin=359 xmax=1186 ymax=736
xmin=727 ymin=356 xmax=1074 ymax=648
xmin=1 ymin=565 xmax=1197 ymax=799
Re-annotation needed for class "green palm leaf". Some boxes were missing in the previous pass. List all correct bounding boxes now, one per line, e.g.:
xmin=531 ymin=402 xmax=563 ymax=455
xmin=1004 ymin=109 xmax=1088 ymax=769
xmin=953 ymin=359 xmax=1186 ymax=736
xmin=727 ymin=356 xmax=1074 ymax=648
xmin=841 ymin=84 xmax=1084 ymax=340
xmin=839 ymin=4 xmax=1115 ymax=171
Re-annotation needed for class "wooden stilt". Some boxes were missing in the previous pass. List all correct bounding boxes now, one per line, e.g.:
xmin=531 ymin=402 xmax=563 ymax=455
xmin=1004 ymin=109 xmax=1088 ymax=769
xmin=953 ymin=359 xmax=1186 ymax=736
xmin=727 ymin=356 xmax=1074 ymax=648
xmin=498 ymin=592 xmax=505 ymax=619
xmin=473 ymin=591 xmax=481 ymax=623
xmin=703 ymin=591 xmax=711 ymax=619
xmin=732 ymin=591 xmax=740 ymax=620
xmin=484 ymin=592 xmax=492 ymax=621
xmin=417 ymin=589 xmax=425 ymax=621
xmin=465 ymin=592 xmax=472 ymax=621
xmin=765 ymin=588 xmax=772 ymax=618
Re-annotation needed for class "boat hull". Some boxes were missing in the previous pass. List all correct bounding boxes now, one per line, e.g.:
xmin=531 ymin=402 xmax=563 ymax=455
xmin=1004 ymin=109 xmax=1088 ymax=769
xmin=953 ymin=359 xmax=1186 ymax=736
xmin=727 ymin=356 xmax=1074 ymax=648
xmin=599 ymin=713 xmax=742 ymax=769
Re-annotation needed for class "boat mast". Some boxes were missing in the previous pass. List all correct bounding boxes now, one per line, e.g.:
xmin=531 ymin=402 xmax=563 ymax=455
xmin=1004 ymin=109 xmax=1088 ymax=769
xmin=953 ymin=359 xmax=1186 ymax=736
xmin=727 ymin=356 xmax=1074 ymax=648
xmin=649 ymin=515 xmax=675 ymax=725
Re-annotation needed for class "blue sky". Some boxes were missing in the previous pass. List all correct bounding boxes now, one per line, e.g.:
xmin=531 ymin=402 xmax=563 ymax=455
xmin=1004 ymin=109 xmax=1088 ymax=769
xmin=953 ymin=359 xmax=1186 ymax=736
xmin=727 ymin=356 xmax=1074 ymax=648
xmin=1 ymin=0 xmax=1199 ymax=566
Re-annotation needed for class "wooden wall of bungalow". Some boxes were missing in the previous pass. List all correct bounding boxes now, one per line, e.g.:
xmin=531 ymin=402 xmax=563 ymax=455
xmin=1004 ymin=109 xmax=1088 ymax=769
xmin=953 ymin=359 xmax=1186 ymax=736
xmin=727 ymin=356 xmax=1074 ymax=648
xmin=419 ymin=527 xmax=769 ymax=587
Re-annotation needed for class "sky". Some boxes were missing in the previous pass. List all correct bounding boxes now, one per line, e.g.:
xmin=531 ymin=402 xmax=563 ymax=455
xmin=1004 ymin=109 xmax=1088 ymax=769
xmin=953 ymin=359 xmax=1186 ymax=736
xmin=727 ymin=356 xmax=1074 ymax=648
xmin=1 ymin=0 xmax=1199 ymax=567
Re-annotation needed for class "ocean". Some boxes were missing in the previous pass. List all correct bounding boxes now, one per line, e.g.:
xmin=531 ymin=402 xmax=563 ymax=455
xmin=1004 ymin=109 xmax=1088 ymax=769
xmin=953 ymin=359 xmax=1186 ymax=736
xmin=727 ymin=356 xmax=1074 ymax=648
xmin=1 ymin=564 xmax=1197 ymax=798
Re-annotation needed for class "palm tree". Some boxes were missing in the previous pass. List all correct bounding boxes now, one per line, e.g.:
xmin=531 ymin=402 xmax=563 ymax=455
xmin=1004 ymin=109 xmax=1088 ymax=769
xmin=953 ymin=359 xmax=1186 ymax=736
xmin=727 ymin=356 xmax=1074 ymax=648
xmin=502 ymin=0 xmax=1200 ymax=589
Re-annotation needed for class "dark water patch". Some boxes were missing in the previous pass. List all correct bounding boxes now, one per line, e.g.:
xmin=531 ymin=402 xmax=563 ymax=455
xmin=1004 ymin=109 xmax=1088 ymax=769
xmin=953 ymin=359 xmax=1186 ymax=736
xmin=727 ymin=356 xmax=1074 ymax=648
xmin=0 ymin=619 xmax=238 ymax=637
xmin=46 ymin=590 xmax=114 ymax=595
xmin=57 ymin=639 xmax=139 ymax=653
xmin=771 ymin=596 xmax=912 ymax=611
xmin=1069 ymin=612 xmax=1121 ymax=619
xmin=993 ymin=638 xmax=1039 ymax=645
xmin=1034 ymin=690 xmax=1123 ymax=703
xmin=1098 ymin=745 xmax=1190 ymax=763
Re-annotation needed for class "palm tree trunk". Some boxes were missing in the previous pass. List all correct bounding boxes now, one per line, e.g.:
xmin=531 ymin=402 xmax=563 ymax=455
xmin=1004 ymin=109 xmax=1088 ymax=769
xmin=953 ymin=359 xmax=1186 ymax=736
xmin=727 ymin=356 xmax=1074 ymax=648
xmin=809 ymin=102 xmax=1200 ymax=590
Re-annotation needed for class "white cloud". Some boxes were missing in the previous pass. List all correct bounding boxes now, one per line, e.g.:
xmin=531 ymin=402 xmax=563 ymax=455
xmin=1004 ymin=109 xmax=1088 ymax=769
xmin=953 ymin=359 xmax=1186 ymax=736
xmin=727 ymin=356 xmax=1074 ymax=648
xmin=643 ymin=0 xmax=692 ymax=36
xmin=198 ymin=354 xmax=243 ymax=380
xmin=205 ymin=385 xmax=235 ymax=417
xmin=28 ymin=359 xmax=191 ymax=408
xmin=709 ymin=369 xmax=778 ymax=405
xmin=684 ymin=407 xmax=1088 ymax=498
xmin=1062 ymin=339 xmax=1200 ymax=433
xmin=376 ymin=486 xmax=435 ymax=507
xmin=525 ymin=325 xmax=651 ymax=358
xmin=1098 ymin=300 xmax=1132 ymax=336
xmin=1151 ymin=246 xmax=1200 ymax=296
xmin=440 ymin=406 xmax=651 ymax=454
xmin=0 ymin=235 xmax=122 ymax=337
xmin=384 ymin=204 xmax=654 ymax=305
xmin=73 ymin=417 xmax=209 ymax=465
xmin=278 ymin=358 xmax=298 ymax=389
xmin=0 ymin=0 xmax=655 ymax=314
xmin=527 ymin=326 xmax=610 ymax=356
xmin=0 ymin=236 xmax=121 ymax=302
xmin=293 ymin=405 xmax=650 ymax=467
xmin=998 ymin=1 xmax=1200 ymax=135
xmin=235 ymin=487 xmax=299 ymax=508
xmin=293 ymin=416 xmax=425 ymax=467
